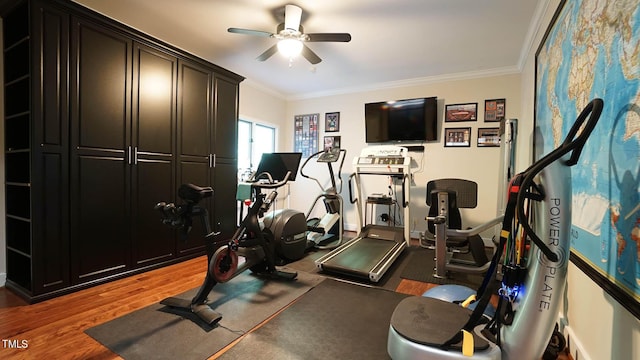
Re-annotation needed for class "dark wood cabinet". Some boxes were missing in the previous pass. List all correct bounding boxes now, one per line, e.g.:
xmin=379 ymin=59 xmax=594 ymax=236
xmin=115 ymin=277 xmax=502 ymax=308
xmin=2 ymin=0 xmax=243 ymax=302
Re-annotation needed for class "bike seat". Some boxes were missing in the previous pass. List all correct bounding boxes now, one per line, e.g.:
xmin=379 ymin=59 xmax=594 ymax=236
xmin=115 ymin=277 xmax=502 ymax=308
xmin=178 ymin=184 xmax=213 ymax=204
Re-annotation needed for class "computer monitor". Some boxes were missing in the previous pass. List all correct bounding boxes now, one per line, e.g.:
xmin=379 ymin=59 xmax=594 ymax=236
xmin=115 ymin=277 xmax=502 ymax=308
xmin=254 ymin=152 xmax=303 ymax=182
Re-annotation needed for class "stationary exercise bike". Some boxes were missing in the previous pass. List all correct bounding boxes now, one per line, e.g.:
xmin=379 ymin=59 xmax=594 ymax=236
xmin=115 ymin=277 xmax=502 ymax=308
xmin=155 ymin=154 xmax=304 ymax=325
xmin=299 ymin=147 xmax=347 ymax=249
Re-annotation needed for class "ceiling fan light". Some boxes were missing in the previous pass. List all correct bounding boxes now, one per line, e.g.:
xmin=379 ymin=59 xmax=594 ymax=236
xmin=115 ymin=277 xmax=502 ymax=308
xmin=277 ymin=38 xmax=303 ymax=58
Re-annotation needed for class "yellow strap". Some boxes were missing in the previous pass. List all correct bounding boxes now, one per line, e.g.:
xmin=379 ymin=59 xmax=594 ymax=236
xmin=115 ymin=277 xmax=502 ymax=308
xmin=462 ymin=329 xmax=474 ymax=356
xmin=501 ymin=229 xmax=510 ymax=239
xmin=460 ymin=294 xmax=476 ymax=308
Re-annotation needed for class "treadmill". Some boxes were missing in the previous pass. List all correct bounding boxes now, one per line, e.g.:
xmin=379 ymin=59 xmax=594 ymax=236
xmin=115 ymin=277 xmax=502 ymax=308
xmin=315 ymin=146 xmax=411 ymax=282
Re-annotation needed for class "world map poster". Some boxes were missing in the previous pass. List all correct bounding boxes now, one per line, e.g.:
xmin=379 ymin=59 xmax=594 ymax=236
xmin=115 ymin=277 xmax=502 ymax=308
xmin=535 ymin=0 xmax=640 ymax=316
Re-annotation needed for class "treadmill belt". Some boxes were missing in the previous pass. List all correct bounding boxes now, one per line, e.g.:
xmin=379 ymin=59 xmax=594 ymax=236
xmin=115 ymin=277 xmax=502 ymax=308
xmin=325 ymin=237 xmax=398 ymax=271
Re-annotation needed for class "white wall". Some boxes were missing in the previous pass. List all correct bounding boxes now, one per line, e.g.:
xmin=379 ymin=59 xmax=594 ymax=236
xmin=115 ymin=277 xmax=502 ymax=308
xmin=239 ymin=80 xmax=288 ymax=144
xmin=284 ymin=73 xmax=522 ymax=240
xmin=519 ymin=1 xmax=640 ymax=359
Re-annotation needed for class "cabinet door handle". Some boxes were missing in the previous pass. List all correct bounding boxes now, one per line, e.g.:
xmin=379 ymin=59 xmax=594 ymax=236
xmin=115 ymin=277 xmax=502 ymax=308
xmin=212 ymin=154 xmax=216 ymax=168
xmin=134 ymin=147 xmax=138 ymax=165
xmin=128 ymin=146 xmax=132 ymax=165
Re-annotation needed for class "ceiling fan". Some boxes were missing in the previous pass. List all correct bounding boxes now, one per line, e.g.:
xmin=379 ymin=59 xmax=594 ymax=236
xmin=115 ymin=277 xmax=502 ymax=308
xmin=227 ymin=4 xmax=351 ymax=65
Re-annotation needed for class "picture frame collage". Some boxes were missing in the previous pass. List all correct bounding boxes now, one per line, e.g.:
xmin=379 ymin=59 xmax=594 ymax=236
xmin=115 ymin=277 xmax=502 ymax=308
xmin=443 ymin=98 xmax=505 ymax=147
xmin=293 ymin=112 xmax=341 ymax=157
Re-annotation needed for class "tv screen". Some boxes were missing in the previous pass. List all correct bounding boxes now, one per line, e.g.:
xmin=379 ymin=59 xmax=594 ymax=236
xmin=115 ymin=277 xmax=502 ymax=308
xmin=365 ymin=97 xmax=437 ymax=143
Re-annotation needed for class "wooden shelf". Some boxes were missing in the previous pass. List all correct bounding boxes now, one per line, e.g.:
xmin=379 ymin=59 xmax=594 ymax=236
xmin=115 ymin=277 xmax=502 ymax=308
xmin=6 ymin=216 xmax=31 ymax=254
xmin=5 ymin=184 xmax=31 ymax=219
xmin=5 ymin=151 xmax=31 ymax=183
xmin=4 ymin=38 xmax=30 ymax=82
xmin=2 ymin=1 xmax=28 ymax=47
xmin=7 ymin=248 xmax=32 ymax=291
xmin=5 ymin=113 xmax=30 ymax=150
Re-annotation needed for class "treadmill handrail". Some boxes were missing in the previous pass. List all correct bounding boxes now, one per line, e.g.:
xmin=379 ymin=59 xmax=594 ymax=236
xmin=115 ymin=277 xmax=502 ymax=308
xmin=402 ymin=173 xmax=408 ymax=207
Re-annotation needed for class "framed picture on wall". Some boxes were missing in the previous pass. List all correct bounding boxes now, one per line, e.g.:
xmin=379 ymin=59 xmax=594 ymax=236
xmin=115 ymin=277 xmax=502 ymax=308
xmin=294 ymin=113 xmax=319 ymax=158
xmin=477 ymin=127 xmax=501 ymax=147
xmin=445 ymin=103 xmax=478 ymax=122
xmin=323 ymin=135 xmax=341 ymax=150
xmin=484 ymin=98 xmax=505 ymax=122
xmin=325 ymin=112 xmax=340 ymax=132
xmin=444 ymin=127 xmax=471 ymax=147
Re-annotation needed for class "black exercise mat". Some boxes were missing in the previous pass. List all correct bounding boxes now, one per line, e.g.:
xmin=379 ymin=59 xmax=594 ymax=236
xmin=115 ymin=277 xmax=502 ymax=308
xmin=85 ymin=269 xmax=325 ymax=360
xmin=220 ymin=278 xmax=410 ymax=360
xmin=400 ymin=246 xmax=486 ymax=289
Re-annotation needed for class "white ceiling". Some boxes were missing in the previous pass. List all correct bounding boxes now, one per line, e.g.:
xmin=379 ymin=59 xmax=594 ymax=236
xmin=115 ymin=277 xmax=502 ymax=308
xmin=72 ymin=0 xmax=543 ymax=99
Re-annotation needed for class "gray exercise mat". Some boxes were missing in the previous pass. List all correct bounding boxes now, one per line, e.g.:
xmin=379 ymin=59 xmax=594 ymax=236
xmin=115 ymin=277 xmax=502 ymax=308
xmin=400 ymin=246 xmax=486 ymax=288
xmin=220 ymin=278 xmax=410 ymax=360
xmin=85 ymin=269 xmax=325 ymax=360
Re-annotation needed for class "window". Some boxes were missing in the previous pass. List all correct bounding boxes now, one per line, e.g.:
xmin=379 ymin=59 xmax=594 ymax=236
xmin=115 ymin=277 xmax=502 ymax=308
xmin=237 ymin=119 xmax=276 ymax=179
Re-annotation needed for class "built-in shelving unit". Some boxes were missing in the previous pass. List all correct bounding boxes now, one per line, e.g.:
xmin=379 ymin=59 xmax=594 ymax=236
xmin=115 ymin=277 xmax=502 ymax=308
xmin=4 ymin=1 xmax=32 ymax=292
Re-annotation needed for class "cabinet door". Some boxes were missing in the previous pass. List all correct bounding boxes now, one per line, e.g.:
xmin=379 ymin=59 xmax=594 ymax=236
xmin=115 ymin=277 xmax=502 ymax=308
xmin=213 ymin=75 xmax=239 ymax=159
xmin=177 ymin=160 xmax=210 ymax=254
xmin=69 ymin=18 xmax=132 ymax=283
xmin=30 ymin=3 xmax=71 ymax=293
xmin=131 ymin=42 xmax=177 ymax=266
xmin=212 ymin=159 xmax=238 ymax=241
xmin=176 ymin=59 xmax=213 ymax=254
xmin=178 ymin=60 xmax=212 ymax=158
xmin=212 ymin=75 xmax=239 ymax=241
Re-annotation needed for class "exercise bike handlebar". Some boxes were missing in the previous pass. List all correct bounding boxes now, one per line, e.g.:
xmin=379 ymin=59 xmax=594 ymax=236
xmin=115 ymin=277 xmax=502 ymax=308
xmin=248 ymin=170 xmax=293 ymax=189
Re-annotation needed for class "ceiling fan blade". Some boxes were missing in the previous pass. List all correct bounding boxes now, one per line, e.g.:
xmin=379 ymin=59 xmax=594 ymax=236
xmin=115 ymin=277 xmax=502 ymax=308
xmin=306 ymin=33 xmax=352 ymax=42
xmin=301 ymin=44 xmax=322 ymax=65
xmin=256 ymin=45 xmax=278 ymax=61
xmin=284 ymin=4 xmax=302 ymax=31
xmin=228 ymin=28 xmax=274 ymax=38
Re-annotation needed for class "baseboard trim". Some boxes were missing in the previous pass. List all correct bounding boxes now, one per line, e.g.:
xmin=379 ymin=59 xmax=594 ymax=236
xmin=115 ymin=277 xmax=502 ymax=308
xmin=564 ymin=325 xmax=592 ymax=360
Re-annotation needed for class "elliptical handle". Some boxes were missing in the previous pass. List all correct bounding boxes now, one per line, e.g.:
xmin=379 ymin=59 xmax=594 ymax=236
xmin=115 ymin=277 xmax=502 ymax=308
xmin=335 ymin=149 xmax=347 ymax=193
xmin=563 ymin=98 xmax=603 ymax=166
xmin=299 ymin=150 xmax=325 ymax=180
xmin=348 ymin=173 xmax=358 ymax=204
xmin=299 ymin=150 xmax=325 ymax=190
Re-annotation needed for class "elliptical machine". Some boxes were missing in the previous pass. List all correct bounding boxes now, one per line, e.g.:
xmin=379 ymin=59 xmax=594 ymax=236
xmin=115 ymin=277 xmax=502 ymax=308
xmin=155 ymin=153 xmax=306 ymax=325
xmin=300 ymin=147 xmax=346 ymax=249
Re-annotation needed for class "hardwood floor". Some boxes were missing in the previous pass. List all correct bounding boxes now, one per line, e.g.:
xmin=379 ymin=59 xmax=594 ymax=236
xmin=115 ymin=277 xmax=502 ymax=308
xmin=0 ymin=255 xmax=572 ymax=360
xmin=0 ymin=256 xmax=209 ymax=359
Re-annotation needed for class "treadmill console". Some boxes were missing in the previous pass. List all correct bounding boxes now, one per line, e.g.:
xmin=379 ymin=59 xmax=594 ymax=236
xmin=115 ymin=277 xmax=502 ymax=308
xmin=357 ymin=156 xmax=406 ymax=165
xmin=354 ymin=145 xmax=411 ymax=174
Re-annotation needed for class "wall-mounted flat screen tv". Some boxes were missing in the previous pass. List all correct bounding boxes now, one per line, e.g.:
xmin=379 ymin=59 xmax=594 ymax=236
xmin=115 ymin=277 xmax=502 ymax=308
xmin=364 ymin=96 xmax=438 ymax=143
